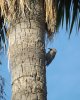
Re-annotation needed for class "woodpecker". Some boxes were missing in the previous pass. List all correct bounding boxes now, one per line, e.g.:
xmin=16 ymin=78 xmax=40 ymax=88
xmin=46 ymin=48 xmax=57 ymax=66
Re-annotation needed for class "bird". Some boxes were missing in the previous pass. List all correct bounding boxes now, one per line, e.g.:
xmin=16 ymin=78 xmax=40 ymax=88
xmin=46 ymin=48 xmax=57 ymax=66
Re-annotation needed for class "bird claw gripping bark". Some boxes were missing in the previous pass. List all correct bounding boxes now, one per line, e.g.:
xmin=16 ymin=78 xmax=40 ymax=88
xmin=45 ymin=48 xmax=57 ymax=66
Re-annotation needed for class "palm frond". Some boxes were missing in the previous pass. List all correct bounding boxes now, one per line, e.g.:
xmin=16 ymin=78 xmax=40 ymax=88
xmin=45 ymin=0 xmax=57 ymax=38
xmin=56 ymin=0 xmax=80 ymax=37
xmin=69 ymin=0 xmax=79 ymax=36
xmin=0 ymin=0 xmax=57 ymax=38
xmin=0 ymin=0 xmax=80 ymax=38
xmin=64 ymin=0 xmax=71 ymax=30
xmin=0 ymin=76 xmax=5 ymax=100
xmin=56 ymin=0 xmax=64 ymax=30
xmin=0 ymin=8 xmax=6 ymax=49
xmin=0 ymin=0 xmax=35 ymax=21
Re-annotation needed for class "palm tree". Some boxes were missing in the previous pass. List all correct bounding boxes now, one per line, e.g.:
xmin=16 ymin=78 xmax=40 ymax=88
xmin=0 ymin=0 xmax=80 ymax=100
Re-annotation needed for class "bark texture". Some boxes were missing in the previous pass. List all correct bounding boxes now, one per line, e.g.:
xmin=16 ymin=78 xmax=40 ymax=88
xmin=8 ymin=1 xmax=47 ymax=100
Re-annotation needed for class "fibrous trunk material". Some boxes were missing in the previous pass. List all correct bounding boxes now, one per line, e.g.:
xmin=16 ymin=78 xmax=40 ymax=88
xmin=8 ymin=1 xmax=47 ymax=100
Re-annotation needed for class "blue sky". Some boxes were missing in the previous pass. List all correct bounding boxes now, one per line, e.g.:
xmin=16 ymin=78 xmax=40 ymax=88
xmin=0 ymin=24 xmax=80 ymax=100
xmin=47 ymin=26 xmax=80 ymax=100
xmin=0 ymin=51 xmax=11 ymax=100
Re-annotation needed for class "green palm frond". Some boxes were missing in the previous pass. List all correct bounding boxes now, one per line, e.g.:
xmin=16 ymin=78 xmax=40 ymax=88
xmin=56 ymin=0 xmax=80 ymax=37
xmin=64 ymin=0 xmax=71 ymax=30
xmin=0 ymin=9 xmax=4 ymax=49
xmin=0 ymin=8 xmax=7 ymax=64
xmin=69 ymin=0 xmax=79 ymax=36
xmin=0 ymin=12 xmax=6 ymax=50
xmin=0 ymin=76 xmax=5 ymax=100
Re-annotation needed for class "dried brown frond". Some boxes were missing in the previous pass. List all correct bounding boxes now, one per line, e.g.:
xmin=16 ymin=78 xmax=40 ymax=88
xmin=0 ymin=0 xmax=32 ymax=22
xmin=45 ymin=0 xmax=57 ymax=38
xmin=0 ymin=0 xmax=10 ymax=21
xmin=0 ymin=0 xmax=57 ymax=38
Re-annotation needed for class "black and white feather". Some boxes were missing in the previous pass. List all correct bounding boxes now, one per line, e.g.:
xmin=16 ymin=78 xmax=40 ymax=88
xmin=46 ymin=48 xmax=57 ymax=66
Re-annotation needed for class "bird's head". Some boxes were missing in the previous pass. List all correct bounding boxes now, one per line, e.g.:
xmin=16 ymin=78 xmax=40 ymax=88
xmin=48 ymin=48 xmax=57 ymax=53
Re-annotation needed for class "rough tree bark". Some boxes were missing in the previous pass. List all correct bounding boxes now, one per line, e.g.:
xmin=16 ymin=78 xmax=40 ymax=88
xmin=8 ymin=0 xmax=47 ymax=100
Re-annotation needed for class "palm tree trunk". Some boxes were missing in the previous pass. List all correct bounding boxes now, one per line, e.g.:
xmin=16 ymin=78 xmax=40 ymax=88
xmin=8 ymin=1 xmax=47 ymax=100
